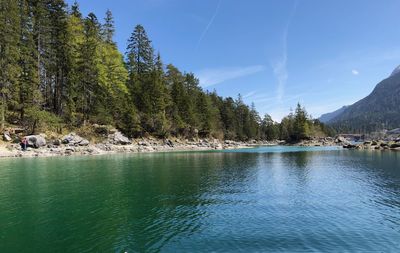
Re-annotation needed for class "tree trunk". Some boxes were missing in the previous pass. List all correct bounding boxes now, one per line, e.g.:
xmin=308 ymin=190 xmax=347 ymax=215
xmin=0 ymin=94 xmax=5 ymax=131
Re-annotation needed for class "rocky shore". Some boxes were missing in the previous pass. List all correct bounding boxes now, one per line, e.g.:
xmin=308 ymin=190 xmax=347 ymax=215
xmin=342 ymin=139 xmax=400 ymax=151
xmin=0 ymin=131 xmax=277 ymax=158
xmin=2 ymin=128 xmax=399 ymax=159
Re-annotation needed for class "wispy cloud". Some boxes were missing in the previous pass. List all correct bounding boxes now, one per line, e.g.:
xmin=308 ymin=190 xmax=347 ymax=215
xmin=197 ymin=65 xmax=265 ymax=87
xmin=271 ymin=0 xmax=298 ymax=102
xmin=243 ymin=90 xmax=257 ymax=99
xmin=352 ymin=69 xmax=359 ymax=75
xmin=196 ymin=0 xmax=222 ymax=50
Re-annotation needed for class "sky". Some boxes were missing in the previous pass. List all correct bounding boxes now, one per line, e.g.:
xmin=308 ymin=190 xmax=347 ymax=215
xmin=66 ymin=0 xmax=400 ymax=121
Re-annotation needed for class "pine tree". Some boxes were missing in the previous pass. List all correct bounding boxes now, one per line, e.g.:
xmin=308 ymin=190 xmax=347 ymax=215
xmin=77 ymin=12 xmax=101 ymax=125
xmin=126 ymin=24 xmax=154 ymax=76
xmin=293 ymin=103 xmax=310 ymax=140
xmin=0 ymin=0 xmax=21 ymax=130
xmin=65 ymin=2 xmax=84 ymax=124
xmin=101 ymin=9 xmax=115 ymax=44
xmin=18 ymin=0 xmax=41 ymax=122
xmin=47 ymin=0 xmax=69 ymax=115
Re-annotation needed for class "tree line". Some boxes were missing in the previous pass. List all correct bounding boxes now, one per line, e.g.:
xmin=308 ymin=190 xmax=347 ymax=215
xmin=0 ymin=0 xmax=334 ymax=141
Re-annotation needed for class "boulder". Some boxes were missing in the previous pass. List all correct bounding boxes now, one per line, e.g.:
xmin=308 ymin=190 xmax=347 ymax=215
xmin=79 ymin=139 xmax=90 ymax=146
xmin=25 ymin=135 xmax=47 ymax=148
xmin=62 ymin=133 xmax=89 ymax=146
xmin=138 ymin=141 xmax=149 ymax=146
xmin=3 ymin=132 xmax=12 ymax=142
xmin=343 ymin=144 xmax=357 ymax=149
xmin=335 ymin=136 xmax=351 ymax=145
xmin=164 ymin=139 xmax=174 ymax=147
xmin=108 ymin=131 xmax=131 ymax=145
xmin=390 ymin=143 xmax=400 ymax=149
xmin=53 ymin=139 xmax=62 ymax=146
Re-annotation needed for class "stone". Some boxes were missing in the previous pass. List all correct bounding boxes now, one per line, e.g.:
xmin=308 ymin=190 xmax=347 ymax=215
xmin=53 ymin=139 xmax=62 ymax=146
xmin=138 ymin=141 xmax=149 ymax=146
xmin=25 ymin=135 xmax=47 ymax=148
xmin=164 ymin=139 xmax=174 ymax=147
xmin=336 ymin=136 xmax=351 ymax=145
xmin=109 ymin=128 xmax=118 ymax=134
xmin=108 ymin=131 xmax=131 ymax=145
xmin=3 ymin=132 xmax=12 ymax=142
xmin=79 ymin=139 xmax=90 ymax=146
xmin=62 ymin=133 xmax=89 ymax=146
xmin=343 ymin=144 xmax=357 ymax=149
xmin=390 ymin=143 xmax=400 ymax=149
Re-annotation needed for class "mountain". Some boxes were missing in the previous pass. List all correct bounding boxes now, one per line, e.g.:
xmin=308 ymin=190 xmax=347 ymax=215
xmin=319 ymin=106 xmax=348 ymax=123
xmin=328 ymin=67 xmax=400 ymax=132
xmin=390 ymin=65 xmax=400 ymax=77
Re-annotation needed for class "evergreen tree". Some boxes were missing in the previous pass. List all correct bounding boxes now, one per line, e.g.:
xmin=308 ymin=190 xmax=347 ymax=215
xmin=47 ymin=0 xmax=69 ymax=115
xmin=0 ymin=0 xmax=337 ymax=141
xmin=0 ymin=0 xmax=21 ymax=129
xmin=65 ymin=2 xmax=84 ymax=124
xmin=293 ymin=103 xmax=310 ymax=140
xmin=77 ymin=12 xmax=101 ymax=125
xmin=126 ymin=24 xmax=154 ymax=76
xmin=101 ymin=9 xmax=115 ymax=44
xmin=261 ymin=114 xmax=279 ymax=140
xmin=18 ymin=0 xmax=41 ymax=123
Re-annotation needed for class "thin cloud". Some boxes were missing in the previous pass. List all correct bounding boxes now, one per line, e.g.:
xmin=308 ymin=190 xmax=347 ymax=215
xmin=196 ymin=0 xmax=222 ymax=50
xmin=271 ymin=0 xmax=298 ymax=103
xmin=352 ymin=69 xmax=359 ymax=75
xmin=243 ymin=91 xmax=257 ymax=99
xmin=197 ymin=65 xmax=265 ymax=87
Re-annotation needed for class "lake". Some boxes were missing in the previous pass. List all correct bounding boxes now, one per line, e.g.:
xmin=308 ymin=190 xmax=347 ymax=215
xmin=0 ymin=146 xmax=399 ymax=252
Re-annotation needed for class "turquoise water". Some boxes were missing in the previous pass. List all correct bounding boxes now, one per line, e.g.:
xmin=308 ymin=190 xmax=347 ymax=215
xmin=0 ymin=146 xmax=399 ymax=252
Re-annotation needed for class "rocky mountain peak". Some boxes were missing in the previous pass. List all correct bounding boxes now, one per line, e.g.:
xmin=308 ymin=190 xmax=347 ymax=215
xmin=390 ymin=65 xmax=400 ymax=77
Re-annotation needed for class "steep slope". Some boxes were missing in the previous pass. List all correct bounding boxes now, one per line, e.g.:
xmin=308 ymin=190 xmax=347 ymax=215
xmin=329 ymin=70 xmax=400 ymax=132
xmin=319 ymin=106 xmax=348 ymax=123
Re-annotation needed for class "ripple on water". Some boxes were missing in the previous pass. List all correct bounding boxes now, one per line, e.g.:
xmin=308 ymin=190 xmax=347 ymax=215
xmin=0 ymin=148 xmax=399 ymax=252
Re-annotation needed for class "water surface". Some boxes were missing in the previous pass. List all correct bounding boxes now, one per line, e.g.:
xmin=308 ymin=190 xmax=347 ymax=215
xmin=0 ymin=146 xmax=399 ymax=252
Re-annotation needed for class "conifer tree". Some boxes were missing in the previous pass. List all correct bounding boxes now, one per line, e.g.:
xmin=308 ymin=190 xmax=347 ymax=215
xmin=101 ymin=9 xmax=115 ymax=45
xmin=78 ymin=12 xmax=101 ymax=125
xmin=65 ymin=2 xmax=84 ymax=124
xmin=0 ymin=0 xmax=21 ymax=129
xmin=126 ymin=24 xmax=154 ymax=75
xmin=18 ymin=0 xmax=41 ymax=122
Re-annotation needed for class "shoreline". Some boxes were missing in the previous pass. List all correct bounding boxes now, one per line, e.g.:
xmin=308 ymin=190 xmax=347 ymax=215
xmin=2 ymin=135 xmax=398 ymax=159
xmin=0 ymin=138 xmax=277 ymax=159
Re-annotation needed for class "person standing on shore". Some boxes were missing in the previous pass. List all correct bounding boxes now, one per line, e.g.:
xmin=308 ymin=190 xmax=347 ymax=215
xmin=20 ymin=137 xmax=28 ymax=151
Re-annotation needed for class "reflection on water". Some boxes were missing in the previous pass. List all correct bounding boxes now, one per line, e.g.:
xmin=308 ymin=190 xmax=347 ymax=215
xmin=0 ymin=147 xmax=399 ymax=252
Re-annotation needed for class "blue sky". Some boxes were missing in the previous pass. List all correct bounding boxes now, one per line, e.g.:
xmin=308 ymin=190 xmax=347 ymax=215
xmin=66 ymin=0 xmax=400 ymax=121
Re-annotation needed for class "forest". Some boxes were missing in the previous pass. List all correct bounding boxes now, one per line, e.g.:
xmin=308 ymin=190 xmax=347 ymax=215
xmin=0 ymin=0 xmax=334 ymax=142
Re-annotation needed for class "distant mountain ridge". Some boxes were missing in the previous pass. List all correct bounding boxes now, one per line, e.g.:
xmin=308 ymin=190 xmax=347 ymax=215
xmin=319 ymin=106 xmax=348 ymax=123
xmin=324 ymin=66 xmax=400 ymax=132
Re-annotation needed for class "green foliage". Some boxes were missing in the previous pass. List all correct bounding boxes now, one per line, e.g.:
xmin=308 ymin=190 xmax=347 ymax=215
xmin=1 ymin=1 xmax=335 ymax=141
xmin=24 ymin=106 xmax=63 ymax=134
xmin=0 ymin=0 xmax=21 ymax=130
xmin=278 ymin=103 xmax=334 ymax=142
